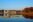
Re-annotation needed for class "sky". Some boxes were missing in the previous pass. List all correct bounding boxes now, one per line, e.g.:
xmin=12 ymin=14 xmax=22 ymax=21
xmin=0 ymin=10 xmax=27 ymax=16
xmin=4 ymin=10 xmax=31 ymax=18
xmin=0 ymin=0 xmax=33 ymax=10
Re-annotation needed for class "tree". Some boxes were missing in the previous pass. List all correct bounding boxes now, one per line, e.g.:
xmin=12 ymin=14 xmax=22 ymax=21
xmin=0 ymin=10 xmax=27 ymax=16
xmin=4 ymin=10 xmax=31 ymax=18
xmin=22 ymin=7 xmax=33 ymax=19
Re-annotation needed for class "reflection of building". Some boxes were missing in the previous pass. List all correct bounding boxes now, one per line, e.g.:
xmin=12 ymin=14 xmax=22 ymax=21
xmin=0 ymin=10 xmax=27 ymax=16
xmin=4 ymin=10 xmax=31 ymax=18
xmin=16 ymin=10 xmax=22 ymax=15
xmin=0 ymin=10 xmax=22 ymax=17
xmin=4 ymin=10 xmax=8 ymax=16
xmin=0 ymin=10 xmax=4 ymax=16
xmin=4 ymin=10 xmax=16 ymax=17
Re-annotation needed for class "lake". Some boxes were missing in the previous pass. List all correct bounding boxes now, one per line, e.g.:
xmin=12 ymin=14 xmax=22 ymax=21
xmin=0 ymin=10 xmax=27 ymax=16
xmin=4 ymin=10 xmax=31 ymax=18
xmin=0 ymin=15 xmax=33 ymax=22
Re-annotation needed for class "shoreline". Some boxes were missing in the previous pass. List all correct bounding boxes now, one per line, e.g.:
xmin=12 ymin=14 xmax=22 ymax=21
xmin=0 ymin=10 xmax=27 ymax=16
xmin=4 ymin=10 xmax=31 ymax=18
xmin=0 ymin=15 xmax=22 ymax=18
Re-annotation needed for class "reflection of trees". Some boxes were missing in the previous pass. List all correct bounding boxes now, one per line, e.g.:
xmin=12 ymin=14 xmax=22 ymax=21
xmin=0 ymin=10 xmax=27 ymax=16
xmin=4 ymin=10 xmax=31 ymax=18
xmin=22 ymin=7 xmax=33 ymax=19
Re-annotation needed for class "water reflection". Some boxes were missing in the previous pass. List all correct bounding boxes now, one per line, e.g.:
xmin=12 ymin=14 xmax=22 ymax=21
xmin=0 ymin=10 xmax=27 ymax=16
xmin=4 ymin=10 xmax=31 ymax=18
xmin=0 ymin=15 xmax=33 ymax=22
xmin=9 ymin=15 xmax=33 ymax=22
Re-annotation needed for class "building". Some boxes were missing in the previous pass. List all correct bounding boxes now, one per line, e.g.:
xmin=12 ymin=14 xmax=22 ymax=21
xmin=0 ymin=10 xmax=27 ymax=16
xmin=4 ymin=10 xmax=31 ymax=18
xmin=4 ymin=10 xmax=16 ymax=17
xmin=0 ymin=10 xmax=22 ymax=17
xmin=16 ymin=10 xmax=22 ymax=15
xmin=0 ymin=10 xmax=4 ymax=16
xmin=8 ymin=10 xmax=16 ymax=15
xmin=4 ymin=10 xmax=8 ymax=16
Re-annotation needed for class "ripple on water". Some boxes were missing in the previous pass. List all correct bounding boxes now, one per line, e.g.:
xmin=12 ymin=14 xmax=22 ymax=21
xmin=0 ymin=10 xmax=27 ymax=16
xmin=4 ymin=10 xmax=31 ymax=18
xmin=0 ymin=17 xmax=33 ymax=22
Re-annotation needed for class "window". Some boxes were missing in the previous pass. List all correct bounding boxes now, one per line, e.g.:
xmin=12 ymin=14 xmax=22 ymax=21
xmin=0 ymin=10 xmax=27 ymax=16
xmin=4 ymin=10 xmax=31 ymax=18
xmin=0 ymin=10 xmax=2 ymax=12
xmin=5 ymin=10 xmax=7 ymax=12
xmin=0 ymin=14 xmax=3 ymax=16
xmin=5 ymin=14 xmax=7 ymax=16
xmin=2 ymin=10 xmax=4 ymax=12
xmin=0 ymin=10 xmax=4 ymax=12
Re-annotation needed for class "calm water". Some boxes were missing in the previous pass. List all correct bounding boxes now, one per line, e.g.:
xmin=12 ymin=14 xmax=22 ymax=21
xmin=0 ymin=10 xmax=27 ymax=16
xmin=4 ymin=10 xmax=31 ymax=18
xmin=0 ymin=16 xmax=33 ymax=22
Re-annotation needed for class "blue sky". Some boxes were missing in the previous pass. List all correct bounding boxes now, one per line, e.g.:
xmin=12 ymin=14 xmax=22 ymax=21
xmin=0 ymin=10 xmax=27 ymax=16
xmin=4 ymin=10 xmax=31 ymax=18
xmin=0 ymin=0 xmax=33 ymax=10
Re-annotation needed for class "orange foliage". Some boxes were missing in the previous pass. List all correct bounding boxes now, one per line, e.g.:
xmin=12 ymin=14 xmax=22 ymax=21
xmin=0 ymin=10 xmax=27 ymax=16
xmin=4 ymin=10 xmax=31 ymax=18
xmin=22 ymin=7 xmax=33 ymax=19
